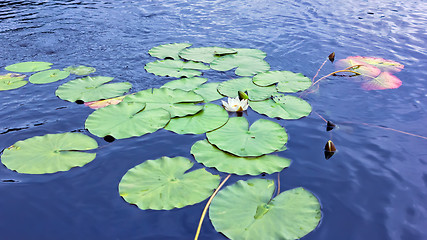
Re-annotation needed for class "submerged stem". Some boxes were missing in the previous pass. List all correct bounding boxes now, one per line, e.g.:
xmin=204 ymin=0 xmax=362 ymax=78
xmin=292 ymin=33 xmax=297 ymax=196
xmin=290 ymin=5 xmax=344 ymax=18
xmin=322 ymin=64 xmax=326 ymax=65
xmin=312 ymin=59 xmax=328 ymax=83
xmin=312 ymin=69 xmax=360 ymax=86
xmin=194 ymin=174 xmax=231 ymax=240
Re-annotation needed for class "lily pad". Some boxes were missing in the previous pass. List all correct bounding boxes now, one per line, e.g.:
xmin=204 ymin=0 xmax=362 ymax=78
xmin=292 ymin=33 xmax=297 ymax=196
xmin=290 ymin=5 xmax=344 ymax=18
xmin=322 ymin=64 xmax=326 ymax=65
xmin=63 ymin=65 xmax=96 ymax=75
xmin=123 ymin=88 xmax=204 ymax=117
xmin=210 ymin=55 xmax=270 ymax=76
xmin=232 ymin=48 xmax=267 ymax=59
xmin=29 ymin=69 xmax=70 ymax=84
xmin=252 ymin=71 xmax=312 ymax=93
xmin=209 ymin=178 xmax=321 ymax=240
xmin=161 ymin=77 xmax=207 ymax=91
xmin=85 ymin=102 xmax=170 ymax=139
xmin=119 ymin=156 xmax=220 ymax=210
xmin=346 ymin=56 xmax=404 ymax=73
xmin=217 ymin=77 xmax=277 ymax=101
xmin=206 ymin=117 xmax=287 ymax=157
xmin=148 ymin=43 xmax=192 ymax=60
xmin=191 ymin=140 xmax=291 ymax=175
xmin=0 ymin=73 xmax=27 ymax=91
xmin=335 ymin=58 xmax=402 ymax=90
xmin=165 ymin=104 xmax=228 ymax=134
xmin=55 ymin=76 xmax=132 ymax=102
xmin=335 ymin=58 xmax=381 ymax=77
xmin=250 ymin=94 xmax=312 ymax=119
xmin=193 ymin=82 xmax=224 ymax=102
xmin=144 ymin=59 xmax=209 ymax=78
xmin=84 ymin=95 xmax=127 ymax=109
xmin=360 ymin=72 xmax=402 ymax=90
xmin=1 ymin=132 xmax=98 ymax=174
xmin=179 ymin=47 xmax=237 ymax=63
xmin=5 ymin=61 xmax=52 ymax=72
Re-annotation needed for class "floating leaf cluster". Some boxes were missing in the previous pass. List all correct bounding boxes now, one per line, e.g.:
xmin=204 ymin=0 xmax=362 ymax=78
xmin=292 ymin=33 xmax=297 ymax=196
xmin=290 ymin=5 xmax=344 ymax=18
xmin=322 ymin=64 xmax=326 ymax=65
xmin=335 ymin=56 xmax=404 ymax=90
xmin=9 ymin=43 xmax=407 ymax=239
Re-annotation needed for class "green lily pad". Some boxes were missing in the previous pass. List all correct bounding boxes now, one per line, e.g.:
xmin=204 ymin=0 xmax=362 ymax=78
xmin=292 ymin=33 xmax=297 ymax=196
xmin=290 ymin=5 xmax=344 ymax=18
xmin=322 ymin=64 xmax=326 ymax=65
xmin=210 ymin=55 xmax=270 ymax=76
xmin=55 ymin=76 xmax=132 ymax=102
xmin=191 ymin=140 xmax=290 ymax=175
xmin=217 ymin=77 xmax=277 ymax=101
xmin=5 ymin=61 xmax=52 ymax=72
xmin=123 ymin=88 xmax=204 ymax=117
xmin=165 ymin=104 xmax=228 ymax=134
xmin=29 ymin=69 xmax=70 ymax=84
xmin=119 ymin=156 xmax=220 ymax=210
xmin=1 ymin=132 xmax=98 ymax=174
xmin=85 ymin=102 xmax=170 ymax=139
xmin=206 ymin=117 xmax=287 ymax=157
xmin=63 ymin=65 xmax=96 ymax=75
xmin=250 ymin=94 xmax=312 ymax=119
xmin=161 ymin=77 xmax=207 ymax=91
xmin=193 ymin=82 xmax=224 ymax=102
xmin=148 ymin=43 xmax=192 ymax=60
xmin=0 ymin=73 xmax=27 ymax=91
xmin=179 ymin=47 xmax=237 ymax=63
xmin=252 ymin=71 xmax=312 ymax=93
xmin=144 ymin=59 xmax=210 ymax=78
xmin=209 ymin=178 xmax=321 ymax=240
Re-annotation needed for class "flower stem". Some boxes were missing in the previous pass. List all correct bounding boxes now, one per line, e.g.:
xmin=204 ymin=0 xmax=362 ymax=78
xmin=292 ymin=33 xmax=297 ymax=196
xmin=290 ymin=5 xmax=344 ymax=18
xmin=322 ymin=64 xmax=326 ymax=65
xmin=194 ymin=174 xmax=231 ymax=240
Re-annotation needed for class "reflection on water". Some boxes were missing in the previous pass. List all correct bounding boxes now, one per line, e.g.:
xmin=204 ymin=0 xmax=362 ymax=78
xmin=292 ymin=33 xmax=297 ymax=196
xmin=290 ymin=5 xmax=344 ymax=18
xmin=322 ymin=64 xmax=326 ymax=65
xmin=1 ymin=0 xmax=427 ymax=239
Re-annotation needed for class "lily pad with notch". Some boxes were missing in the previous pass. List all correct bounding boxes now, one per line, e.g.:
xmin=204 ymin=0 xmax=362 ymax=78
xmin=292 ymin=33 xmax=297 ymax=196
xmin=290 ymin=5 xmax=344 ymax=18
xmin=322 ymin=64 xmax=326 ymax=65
xmin=148 ymin=43 xmax=192 ymax=60
xmin=161 ymin=77 xmax=207 ymax=91
xmin=5 ymin=61 xmax=52 ymax=72
xmin=123 ymin=88 xmax=204 ymax=117
xmin=85 ymin=102 xmax=170 ymax=139
xmin=206 ymin=117 xmax=287 ymax=157
xmin=217 ymin=77 xmax=277 ymax=101
xmin=179 ymin=47 xmax=237 ymax=63
xmin=249 ymin=93 xmax=312 ymax=119
xmin=210 ymin=55 xmax=270 ymax=77
xmin=165 ymin=104 xmax=228 ymax=134
xmin=252 ymin=70 xmax=312 ymax=93
xmin=193 ymin=82 xmax=224 ymax=102
xmin=63 ymin=65 xmax=96 ymax=75
xmin=1 ymin=132 xmax=98 ymax=174
xmin=191 ymin=140 xmax=291 ymax=175
xmin=0 ymin=73 xmax=27 ymax=91
xmin=144 ymin=59 xmax=210 ymax=78
xmin=55 ymin=76 xmax=132 ymax=102
xmin=119 ymin=156 xmax=220 ymax=210
xmin=209 ymin=178 xmax=321 ymax=240
xmin=29 ymin=69 xmax=70 ymax=84
xmin=335 ymin=58 xmax=402 ymax=90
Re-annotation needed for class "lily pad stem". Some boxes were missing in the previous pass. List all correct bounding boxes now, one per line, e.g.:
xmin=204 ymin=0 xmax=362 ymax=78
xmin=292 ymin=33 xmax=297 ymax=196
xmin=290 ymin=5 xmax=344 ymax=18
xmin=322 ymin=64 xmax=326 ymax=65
xmin=312 ymin=59 xmax=328 ymax=83
xmin=312 ymin=68 xmax=360 ymax=87
xmin=194 ymin=174 xmax=231 ymax=240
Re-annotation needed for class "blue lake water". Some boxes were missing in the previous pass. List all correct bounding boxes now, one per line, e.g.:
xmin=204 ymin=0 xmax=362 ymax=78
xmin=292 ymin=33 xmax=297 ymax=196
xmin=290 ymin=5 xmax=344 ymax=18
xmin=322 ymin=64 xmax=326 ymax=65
xmin=1 ymin=0 xmax=427 ymax=239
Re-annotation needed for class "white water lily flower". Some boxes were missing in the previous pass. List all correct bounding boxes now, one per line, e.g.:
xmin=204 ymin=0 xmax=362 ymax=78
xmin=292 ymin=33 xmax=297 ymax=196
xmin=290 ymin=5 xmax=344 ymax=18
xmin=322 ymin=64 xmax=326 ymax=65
xmin=221 ymin=97 xmax=249 ymax=112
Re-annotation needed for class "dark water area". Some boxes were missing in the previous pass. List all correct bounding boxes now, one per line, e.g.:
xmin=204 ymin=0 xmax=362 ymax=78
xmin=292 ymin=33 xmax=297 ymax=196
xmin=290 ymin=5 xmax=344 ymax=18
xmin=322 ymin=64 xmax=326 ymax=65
xmin=1 ymin=0 xmax=427 ymax=239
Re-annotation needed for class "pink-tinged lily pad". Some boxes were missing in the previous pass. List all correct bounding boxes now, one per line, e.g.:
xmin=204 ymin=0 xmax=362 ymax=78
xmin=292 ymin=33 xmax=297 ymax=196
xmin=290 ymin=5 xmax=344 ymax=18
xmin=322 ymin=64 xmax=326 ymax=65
xmin=360 ymin=72 xmax=402 ymax=90
xmin=335 ymin=56 xmax=403 ymax=90
xmin=346 ymin=56 xmax=404 ymax=73
xmin=335 ymin=58 xmax=381 ymax=78
xmin=84 ymin=95 xmax=127 ymax=109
